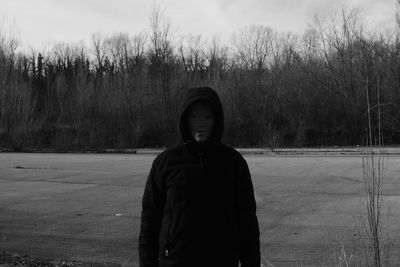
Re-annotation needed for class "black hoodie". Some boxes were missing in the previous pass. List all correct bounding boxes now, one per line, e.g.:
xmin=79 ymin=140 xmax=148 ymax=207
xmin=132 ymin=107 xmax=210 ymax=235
xmin=139 ymin=87 xmax=260 ymax=267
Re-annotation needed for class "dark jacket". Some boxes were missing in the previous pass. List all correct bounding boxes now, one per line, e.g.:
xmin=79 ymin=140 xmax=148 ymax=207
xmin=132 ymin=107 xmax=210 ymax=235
xmin=139 ymin=87 xmax=260 ymax=267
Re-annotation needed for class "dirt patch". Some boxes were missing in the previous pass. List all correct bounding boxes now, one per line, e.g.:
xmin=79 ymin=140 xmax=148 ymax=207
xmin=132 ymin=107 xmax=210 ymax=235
xmin=0 ymin=252 xmax=119 ymax=267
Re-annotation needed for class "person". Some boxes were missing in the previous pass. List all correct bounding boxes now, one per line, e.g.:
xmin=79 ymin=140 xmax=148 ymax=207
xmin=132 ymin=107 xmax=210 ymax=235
xmin=138 ymin=87 xmax=260 ymax=267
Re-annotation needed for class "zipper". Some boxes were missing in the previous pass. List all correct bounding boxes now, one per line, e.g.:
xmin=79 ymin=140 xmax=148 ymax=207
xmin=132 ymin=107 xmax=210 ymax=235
xmin=164 ymin=203 xmax=173 ymax=257
xmin=164 ymin=148 xmax=206 ymax=258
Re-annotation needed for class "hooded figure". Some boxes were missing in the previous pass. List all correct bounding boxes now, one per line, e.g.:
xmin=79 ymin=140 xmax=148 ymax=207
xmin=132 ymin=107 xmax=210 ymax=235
xmin=139 ymin=87 xmax=260 ymax=267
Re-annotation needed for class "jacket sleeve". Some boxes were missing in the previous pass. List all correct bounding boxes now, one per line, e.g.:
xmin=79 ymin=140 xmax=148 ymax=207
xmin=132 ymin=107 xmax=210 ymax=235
xmin=236 ymin=154 xmax=261 ymax=267
xmin=139 ymin=157 xmax=165 ymax=267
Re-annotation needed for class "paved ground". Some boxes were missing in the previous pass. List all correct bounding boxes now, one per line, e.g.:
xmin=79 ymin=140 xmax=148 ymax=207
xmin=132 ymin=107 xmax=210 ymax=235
xmin=0 ymin=152 xmax=400 ymax=266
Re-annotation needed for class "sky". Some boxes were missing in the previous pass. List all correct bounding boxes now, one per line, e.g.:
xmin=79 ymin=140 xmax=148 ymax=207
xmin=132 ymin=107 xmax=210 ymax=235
xmin=0 ymin=0 xmax=398 ymax=51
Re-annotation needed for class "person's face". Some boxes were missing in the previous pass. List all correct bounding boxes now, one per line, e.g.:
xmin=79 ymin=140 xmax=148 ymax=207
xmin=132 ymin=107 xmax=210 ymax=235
xmin=187 ymin=102 xmax=215 ymax=142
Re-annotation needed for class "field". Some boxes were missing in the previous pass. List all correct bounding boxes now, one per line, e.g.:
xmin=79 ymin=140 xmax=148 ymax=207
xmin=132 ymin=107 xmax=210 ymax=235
xmin=0 ymin=151 xmax=400 ymax=266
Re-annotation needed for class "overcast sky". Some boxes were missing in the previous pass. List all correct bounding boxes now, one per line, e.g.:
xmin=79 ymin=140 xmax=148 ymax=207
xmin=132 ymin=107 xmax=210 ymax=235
xmin=0 ymin=0 xmax=398 ymax=50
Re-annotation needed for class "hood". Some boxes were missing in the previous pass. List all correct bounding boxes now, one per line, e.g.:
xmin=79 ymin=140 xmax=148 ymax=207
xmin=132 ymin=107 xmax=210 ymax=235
xmin=179 ymin=87 xmax=224 ymax=143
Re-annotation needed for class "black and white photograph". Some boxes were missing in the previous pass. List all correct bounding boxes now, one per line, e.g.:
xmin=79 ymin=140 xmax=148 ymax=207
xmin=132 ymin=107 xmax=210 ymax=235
xmin=1 ymin=0 xmax=400 ymax=266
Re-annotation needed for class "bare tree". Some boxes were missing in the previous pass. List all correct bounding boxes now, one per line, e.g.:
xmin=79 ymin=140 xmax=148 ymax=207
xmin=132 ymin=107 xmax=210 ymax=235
xmin=308 ymin=7 xmax=365 ymax=144
xmin=148 ymin=3 xmax=177 ymax=143
xmin=91 ymin=33 xmax=107 ymax=70
xmin=0 ymin=21 xmax=34 ymax=150
xmin=125 ymin=32 xmax=148 ymax=149
xmin=232 ymin=25 xmax=273 ymax=71
xmin=203 ymin=35 xmax=229 ymax=87
xmin=179 ymin=34 xmax=207 ymax=86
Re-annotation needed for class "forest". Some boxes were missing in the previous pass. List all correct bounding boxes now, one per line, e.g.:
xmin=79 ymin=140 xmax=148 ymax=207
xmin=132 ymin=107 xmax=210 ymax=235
xmin=1 ymin=6 xmax=400 ymax=151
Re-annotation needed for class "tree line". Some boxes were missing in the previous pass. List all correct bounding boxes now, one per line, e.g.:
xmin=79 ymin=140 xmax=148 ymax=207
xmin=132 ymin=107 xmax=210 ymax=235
xmin=1 ymin=7 xmax=400 ymax=151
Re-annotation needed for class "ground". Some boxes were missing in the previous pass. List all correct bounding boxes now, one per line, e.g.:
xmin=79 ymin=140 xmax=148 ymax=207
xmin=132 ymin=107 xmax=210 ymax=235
xmin=0 ymin=151 xmax=399 ymax=266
